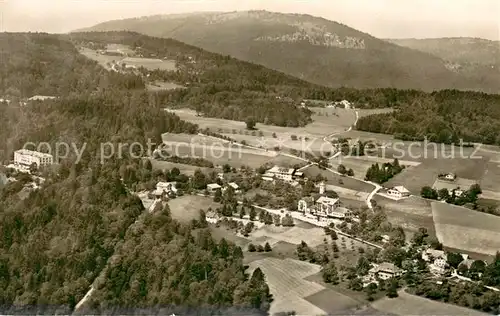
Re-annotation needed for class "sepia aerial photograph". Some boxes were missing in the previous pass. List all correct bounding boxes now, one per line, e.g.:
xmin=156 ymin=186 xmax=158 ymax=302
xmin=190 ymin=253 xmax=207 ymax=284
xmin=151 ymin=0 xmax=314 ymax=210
xmin=0 ymin=0 xmax=499 ymax=314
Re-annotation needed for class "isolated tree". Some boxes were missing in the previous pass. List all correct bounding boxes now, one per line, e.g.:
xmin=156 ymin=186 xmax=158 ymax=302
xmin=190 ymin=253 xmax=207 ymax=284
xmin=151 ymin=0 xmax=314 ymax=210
xmin=421 ymin=186 xmax=438 ymax=200
xmin=248 ymin=243 xmax=256 ymax=252
xmin=347 ymin=168 xmax=355 ymax=177
xmin=386 ymin=278 xmax=399 ymax=298
xmin=264 ymin=242 xmax=272 ymax=252
xmin=438 ymin=188 xmax=450 ymax=201
xmin=239 ymin=207 xmax=246 ymax=219
xmin=246 ymin=117 xmax=256 ymax=130
xmin=337 ymin=164 xmax=347 ymax=175
xmin=257 ymin=245 xmax=265 ymax=252
xmin=447 ymin=252 xmax=464 ymax=269
xmin=249 ymin=207 xmax=257 ymax=221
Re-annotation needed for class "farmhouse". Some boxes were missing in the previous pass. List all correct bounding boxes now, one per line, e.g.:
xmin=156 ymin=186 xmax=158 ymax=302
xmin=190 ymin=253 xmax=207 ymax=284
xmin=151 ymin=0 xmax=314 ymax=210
xmin=387 ymin=186 xmax=411 ymax=198
xmin=369 ymin=262 xmax=403 ymax=280
xmin=205 ymin=210 xmax=221 ymax=224
xmin=265 ymin=165 xmax=296 ymax=182
xmin=0 ymin=98 xmax=11 ymax=104
xmin=207 ymin=183 xmax=222 ymax=193
xmin=154 ymin=181 xmax=177 ymax=197
xmin=422 ymin=249 xmax=448 ymax=275
xmin=222 ymin=182 xmax=241 ymax=194
xmin=14 ymin=149 xmax=54 ymax=167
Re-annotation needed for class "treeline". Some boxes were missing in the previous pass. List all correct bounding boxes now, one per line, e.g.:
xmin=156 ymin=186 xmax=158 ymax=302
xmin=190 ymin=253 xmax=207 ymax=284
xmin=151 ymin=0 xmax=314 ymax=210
xmin=356 ymin=89 xmax=500 ymax=145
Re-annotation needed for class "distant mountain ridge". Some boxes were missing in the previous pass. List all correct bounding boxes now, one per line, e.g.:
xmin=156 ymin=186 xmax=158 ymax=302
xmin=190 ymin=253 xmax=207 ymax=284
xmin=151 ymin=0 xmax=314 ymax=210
xmin=79 ymin=11 xmax=500 ymax=93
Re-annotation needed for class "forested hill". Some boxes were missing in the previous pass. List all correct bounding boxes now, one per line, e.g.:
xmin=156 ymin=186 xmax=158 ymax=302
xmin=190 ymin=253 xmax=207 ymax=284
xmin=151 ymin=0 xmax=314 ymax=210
xmin=78 ymin=11 xmax=500 ymax=93
xmin=0 ymin=33 xmax=271 ymax=314
xmin=355 ymin=90 xmax=500 ymax=145
xmin=69 ymin=31 xmax=314 ymax=127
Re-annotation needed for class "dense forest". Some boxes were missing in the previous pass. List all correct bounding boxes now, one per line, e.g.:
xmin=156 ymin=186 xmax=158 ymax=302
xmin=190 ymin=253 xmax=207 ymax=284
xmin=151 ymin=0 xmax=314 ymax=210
xmin=0 ymin=33 xmax=271 ymax=314
xmin=355 ymin=90 xmax=500 ymax=145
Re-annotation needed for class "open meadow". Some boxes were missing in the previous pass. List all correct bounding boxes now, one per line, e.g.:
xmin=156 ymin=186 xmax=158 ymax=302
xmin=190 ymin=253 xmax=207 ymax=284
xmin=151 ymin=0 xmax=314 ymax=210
xmin=371 ymin=290 xmax=487 ymax=316
xmin=479 ymin=161 xmax=500 ymax=200
xmin=302 ymin=165 xmax=375 ymax=193
xmin=432 ymin=202 xmax=500 ymax=256
xmin=385 ymin=157 xmax=488 ymax=194
xmin=374 ymin=195 xmax=435 ymax=239
xmin=121 ymin=57 xmax=176 ymax=71
xmin=167 ymin=195 xmax=220 ymax=223
xmin=168 ymin=108 xmax=358 ymax=152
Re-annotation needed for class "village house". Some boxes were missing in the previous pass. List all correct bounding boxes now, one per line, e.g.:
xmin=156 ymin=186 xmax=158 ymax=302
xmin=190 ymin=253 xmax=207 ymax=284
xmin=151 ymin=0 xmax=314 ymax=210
xmin=264 ymin=165 xmax=296 ymax=182
xmin=14 ymin=149 xmax=54 ymax=168
xmin=153 ymin=181 xmax=177 ymax=197
xmin=387 ymin=186 xmax=411 ymax=199
xmin=222 ymin=182 xmax=241 ymax=194
xmin=368 ymin=262 xmax=403 ymax=281
xmin=439 ymin=173 xmax=457 ymax=181
xmin=207 ymin=183 xmax=222 ymax=194
xmin=205 ymin=210 xmax=221 ymax=224
xmin=422 ymin=249 xmax=448 ymax=275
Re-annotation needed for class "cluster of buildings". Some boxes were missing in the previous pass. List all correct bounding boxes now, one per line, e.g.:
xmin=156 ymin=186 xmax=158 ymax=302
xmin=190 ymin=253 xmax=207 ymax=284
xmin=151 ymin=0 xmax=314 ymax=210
xmin=433 ymin=172 xmax=467 ymax=197
xmin=207 ymin=182 xmax=241 ymax=194
xmin=297 ymin=182 xmax=353 ymax=221
xmin=261 ymin=165 xmax=303 ymax=186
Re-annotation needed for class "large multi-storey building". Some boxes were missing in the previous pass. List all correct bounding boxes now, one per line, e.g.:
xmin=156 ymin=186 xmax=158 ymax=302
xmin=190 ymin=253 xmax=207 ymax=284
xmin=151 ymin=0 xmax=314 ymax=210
xmin=14 ymin=149 xmax=54 ymax=167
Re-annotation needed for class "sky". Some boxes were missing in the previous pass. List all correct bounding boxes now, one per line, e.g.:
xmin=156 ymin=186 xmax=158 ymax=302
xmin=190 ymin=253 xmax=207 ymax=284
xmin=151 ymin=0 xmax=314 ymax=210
xmin=1 ymin=0 xmax=499 ymax=40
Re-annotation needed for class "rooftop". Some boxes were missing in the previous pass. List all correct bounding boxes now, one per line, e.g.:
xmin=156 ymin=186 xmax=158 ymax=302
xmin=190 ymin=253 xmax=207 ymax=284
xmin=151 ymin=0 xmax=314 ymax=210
xmin=207 ymin=183 xmax=222 ymax=189
xmin=371 ymin=262 xmax=402 ymax=274
xmin=316 ymin=196 xmax=339 ymax=205
xmin=392 ymin=186 xmax=410 ymax=193
xmin=228 ymin=182 xmax=239 ymax=189
xmin=15 ymin=149 xmax=53 ymax=159
xmin=267 ymin=165 xmax=295 ymax=175
xmin=28 ymin=95 xmax=57 ymax=101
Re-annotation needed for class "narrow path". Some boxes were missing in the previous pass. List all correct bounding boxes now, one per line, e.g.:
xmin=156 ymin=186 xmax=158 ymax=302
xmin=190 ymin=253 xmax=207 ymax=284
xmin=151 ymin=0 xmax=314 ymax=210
xmin=322 ymin=110 xmax=359 ymax=143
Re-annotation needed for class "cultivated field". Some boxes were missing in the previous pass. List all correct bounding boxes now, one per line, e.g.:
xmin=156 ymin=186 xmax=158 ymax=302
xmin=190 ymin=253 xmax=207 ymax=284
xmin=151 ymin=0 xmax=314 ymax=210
xmin=305 ymin=288 xmax=360 ymax=315
xmin=432 ymin=202 xmax=500 ymax=256
xmin=302 ymin=165 xmax=375 ymax=193
xmin=80 ymin=48 xmax=118 ymax=69
xmin=247 ymin=258 xmax=326 ymax=315
xmin=374 ymin=195 xmax=435 ymax=239
xmin=167 ymin=195 xmax=220 ymax=223
xmin=385 ymin=157 xmax=488 ymax=194
xmin=371 ymin=290 xmax=487 ymax=316
xmin=249 ymin=225 xmax=327 ymax=248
